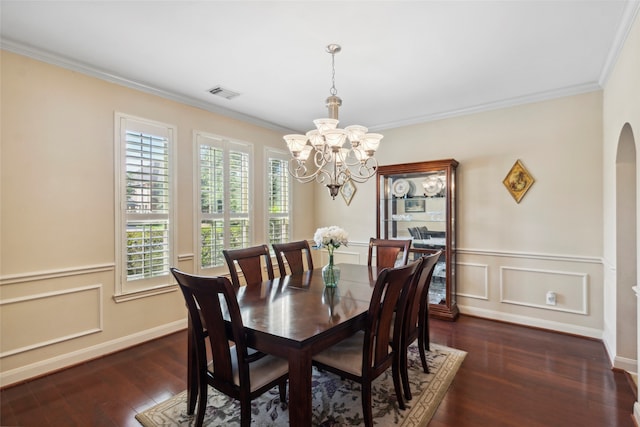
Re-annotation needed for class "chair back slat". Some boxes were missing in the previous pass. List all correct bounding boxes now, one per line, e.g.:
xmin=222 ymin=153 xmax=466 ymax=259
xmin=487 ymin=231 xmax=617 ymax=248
xmin=172 ymin=268 xmax=289 ymax=426
xmin=272 ymin=240 xmax=314 ymax=276
xmin=223 ymin=244 xmax=275 ymax=286
xmin=171 ymin=269 xmax=247 ymax=388
xmin=368 ymin=238 xmax=411 ymax=268
xmin=364 ymin=259 xmax=421 ymax=369
xmin=406 ymin=251 xmax=442 ymax=335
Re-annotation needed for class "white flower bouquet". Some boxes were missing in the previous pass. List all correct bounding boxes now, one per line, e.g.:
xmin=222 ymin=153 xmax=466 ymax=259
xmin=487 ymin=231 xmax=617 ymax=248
xmin=313 ymin=226 xmax=349 ymax=253
xmin=314 ymin=226 xmax=348 ymax=287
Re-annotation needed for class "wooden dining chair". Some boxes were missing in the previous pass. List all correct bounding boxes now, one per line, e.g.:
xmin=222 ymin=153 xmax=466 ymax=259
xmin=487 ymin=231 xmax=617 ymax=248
xmin=312 ymin=259 xmax=421 ymax=426
xmin=223 ymin=244 xmax=274 ymax=287
xmin=272 ymin=240 xmax=314 ymax=277
xmin=367 ymin=238 xmax=411 ymax=268
xmin=398 ymin=250 xmax=442 ymax=400
xmin=170 ymin=268 xmax=288 ymax=427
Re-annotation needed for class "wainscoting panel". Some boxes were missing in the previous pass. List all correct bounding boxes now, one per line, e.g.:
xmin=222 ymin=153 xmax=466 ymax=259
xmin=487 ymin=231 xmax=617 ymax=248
xmin=457 ymin=262 xmax=489 ymax=300
xmin=329 ymin=249 xmax=362 ymax=266
xmin=500 ymin=266 xmax=588 ymax=314
xmin=0 ymin=284 xmax=103 ymax=357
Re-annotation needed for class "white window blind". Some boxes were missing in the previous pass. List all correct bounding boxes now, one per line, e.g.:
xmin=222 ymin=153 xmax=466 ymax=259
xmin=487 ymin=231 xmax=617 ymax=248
xmin=115 ymin=113 xmax=176 ymax=298
xmin=196 ymin=132 xmax=252 ymax=271
xmin=125 ymin=131 xmax=170 ymax=279
xmin=266 ymin=149 xmax=291 ymax=245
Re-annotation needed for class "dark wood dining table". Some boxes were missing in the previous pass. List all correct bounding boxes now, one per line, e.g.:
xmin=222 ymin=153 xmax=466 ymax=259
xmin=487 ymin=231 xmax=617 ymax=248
xmin=188 ymin=263 xmax=383 ymax=426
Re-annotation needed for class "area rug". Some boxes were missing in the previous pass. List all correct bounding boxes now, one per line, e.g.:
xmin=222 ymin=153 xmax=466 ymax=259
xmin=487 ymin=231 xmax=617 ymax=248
xmin=135 ymin=343 xmax=466 ymax=427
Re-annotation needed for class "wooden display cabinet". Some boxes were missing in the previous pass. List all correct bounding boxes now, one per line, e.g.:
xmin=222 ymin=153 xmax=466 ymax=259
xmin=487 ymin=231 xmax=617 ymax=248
xmin=376 ymin=159 xmax=459 ymax=320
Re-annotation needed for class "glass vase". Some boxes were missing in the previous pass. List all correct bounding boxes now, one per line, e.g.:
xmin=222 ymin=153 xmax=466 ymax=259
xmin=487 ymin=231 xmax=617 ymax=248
xmin=322 ymin=253 xmax=340 ymax=288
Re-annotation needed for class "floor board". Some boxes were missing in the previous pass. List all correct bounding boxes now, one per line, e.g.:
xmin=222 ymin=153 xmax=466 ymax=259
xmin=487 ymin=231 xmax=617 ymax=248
xmin=1 ymin=315 xmax=635 ymax=426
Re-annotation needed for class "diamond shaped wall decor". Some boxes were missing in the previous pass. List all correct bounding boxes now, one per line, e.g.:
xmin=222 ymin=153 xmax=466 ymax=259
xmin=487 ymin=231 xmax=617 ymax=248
xmin=503 ymin=159 xmax=534 ymax=203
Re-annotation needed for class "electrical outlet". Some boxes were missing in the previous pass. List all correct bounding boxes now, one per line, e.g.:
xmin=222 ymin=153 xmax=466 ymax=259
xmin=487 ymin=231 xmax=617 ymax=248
xmin=546 ymin=291 xmax=557 ymax=306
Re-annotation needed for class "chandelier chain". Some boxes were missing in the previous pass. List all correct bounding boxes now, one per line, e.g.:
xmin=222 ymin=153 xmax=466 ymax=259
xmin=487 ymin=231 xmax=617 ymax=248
xmin=330 ymin=50 xmax=337 ymax=96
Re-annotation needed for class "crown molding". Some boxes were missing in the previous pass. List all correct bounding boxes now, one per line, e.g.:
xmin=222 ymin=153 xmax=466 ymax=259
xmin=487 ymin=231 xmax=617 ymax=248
xmin=0 ymin=38 xmax=296 ymax=134
xmin=370 ymin=1 xmax=640 ymax=132
xmin=369 ymin=81 xmax=603 ymax=132
xmin=598 ymin=0 xmax=640 ymax=87
xmin=4 ymin=3 xmax=636 ymax=137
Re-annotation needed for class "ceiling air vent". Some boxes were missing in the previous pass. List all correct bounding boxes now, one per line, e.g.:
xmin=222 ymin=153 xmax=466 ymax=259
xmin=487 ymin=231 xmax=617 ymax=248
xmin=208 ymin=86 xmax=241 ymax=100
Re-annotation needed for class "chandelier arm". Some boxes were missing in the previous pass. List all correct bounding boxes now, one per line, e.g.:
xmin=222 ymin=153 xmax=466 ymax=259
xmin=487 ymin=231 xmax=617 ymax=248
xmin=314 ymin=167 xmax=334 ymax=185
xmin=312 ymin=146 xmax=331 ymax=169
xmin=342 ymin=159 xmax=378 ymax=183
xmin=343 ymin=171 xmax=375 ymax=184
xmin=335 ymin=169 xmax=351 ymax=185
xmin=288 ymin=159 xmax=322 ymax=183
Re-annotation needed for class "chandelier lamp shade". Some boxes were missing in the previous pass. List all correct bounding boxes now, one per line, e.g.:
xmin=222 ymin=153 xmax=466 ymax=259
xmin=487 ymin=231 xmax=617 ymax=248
xmin=283 ymin=44 xmax=383 ymax=200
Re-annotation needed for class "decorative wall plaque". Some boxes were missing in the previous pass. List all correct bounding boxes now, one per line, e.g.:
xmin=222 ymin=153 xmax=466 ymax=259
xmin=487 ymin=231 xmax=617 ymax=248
xmin=503 ymin=159 xmax=534 ymax=203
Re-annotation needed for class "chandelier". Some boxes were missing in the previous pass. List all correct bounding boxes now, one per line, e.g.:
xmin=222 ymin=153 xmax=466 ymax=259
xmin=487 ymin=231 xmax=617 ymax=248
xmin=283 ymin=44 xmax=383 ymax=200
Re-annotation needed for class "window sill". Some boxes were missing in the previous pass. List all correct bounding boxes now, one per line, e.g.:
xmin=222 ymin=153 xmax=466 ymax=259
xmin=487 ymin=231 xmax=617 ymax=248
xmin=113 ymin=284 xmax=179 ymax=303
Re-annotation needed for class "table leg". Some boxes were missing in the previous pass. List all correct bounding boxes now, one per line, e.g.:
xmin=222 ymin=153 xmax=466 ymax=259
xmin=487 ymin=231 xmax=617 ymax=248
xmin=287 ymin=349 xmax=313 ymax=426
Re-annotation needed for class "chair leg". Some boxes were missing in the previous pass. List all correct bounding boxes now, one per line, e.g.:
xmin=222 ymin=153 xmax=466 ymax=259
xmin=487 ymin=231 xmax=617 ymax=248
xmin=392 ymin=361 xmax=406 ymax=410
xmin=362 ymin=382 xmax=374 ymax=427
xmin=240 ymin=400 xmax=251 ymax=427
xmin=417 ymin=333 xmax=430 ymax=374
xmin=400 ymin=346 xmax=412 ymax=400
xmin=187 ymin=325 xmax=198 ymax=414
xmin=278 ymin=380 xmax=287 ymax=406
xmin=418 ymin=314 xmax=431 ymax=373
xmin=195 ymin=376 xmax=208 ymax=427
xmin=424 ymin=314 xmax=431 ymax=352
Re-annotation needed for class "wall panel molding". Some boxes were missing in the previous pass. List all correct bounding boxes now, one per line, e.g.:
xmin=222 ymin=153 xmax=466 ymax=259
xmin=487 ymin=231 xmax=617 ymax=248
xmin=458 ymin=248 xmax=601 ymax=264
xmin=500 ymin=266 xmax=588 ymax=315
xmin=0 ymin=263 xmax=114 ymax=286
xmin=0 ymin=319 xmax=186 ymax=388
xmin=330 ymin=249 xmax=362 ymax=265
xmin=0 ymin=284 xmax=103 ymax=358
xmin=457 ymin=262 xmax=489 ymax=300
xmin=177 ymin=253 xmax=194 ymax=262
xmin=327 ymin=241 xmax=602 ymax=265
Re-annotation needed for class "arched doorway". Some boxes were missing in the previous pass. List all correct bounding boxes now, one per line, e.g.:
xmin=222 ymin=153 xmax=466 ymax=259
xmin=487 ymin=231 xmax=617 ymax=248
xmin=615 ymin=123 xmax=637 ymax=367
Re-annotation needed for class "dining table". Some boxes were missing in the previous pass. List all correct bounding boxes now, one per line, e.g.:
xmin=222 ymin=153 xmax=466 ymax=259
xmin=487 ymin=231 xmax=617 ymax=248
xmin=187 ymin=263 xmax=383 ymax=426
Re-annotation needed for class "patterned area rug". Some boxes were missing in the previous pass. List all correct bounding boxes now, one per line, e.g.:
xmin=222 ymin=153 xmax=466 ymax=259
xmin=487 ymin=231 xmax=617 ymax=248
xmin=135 ymin=343 xmax=466 ymax=427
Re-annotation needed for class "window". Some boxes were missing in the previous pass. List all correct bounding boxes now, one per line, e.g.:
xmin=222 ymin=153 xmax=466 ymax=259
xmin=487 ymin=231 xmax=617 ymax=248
xmin=115 ymin=113 xmax=177 ymax=299
xmin=266 ymin=149 xmax=291 ymax=246
xmin=196 ymin=132 xmax=252 ymax=271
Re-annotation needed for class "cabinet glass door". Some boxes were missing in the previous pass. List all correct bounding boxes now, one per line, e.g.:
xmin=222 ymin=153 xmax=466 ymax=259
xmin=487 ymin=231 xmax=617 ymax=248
xmin=377 ymin=160 xmax=458 ymax=320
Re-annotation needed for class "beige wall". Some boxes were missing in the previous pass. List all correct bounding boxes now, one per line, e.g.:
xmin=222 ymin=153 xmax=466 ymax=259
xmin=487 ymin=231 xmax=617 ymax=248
xmin=603 ymin=6 xmax=640 ymax=377
xmin=0 ymin=51 xmax=315 ymax=386
xmin=318 ymin=92 xmax=605 ymax=337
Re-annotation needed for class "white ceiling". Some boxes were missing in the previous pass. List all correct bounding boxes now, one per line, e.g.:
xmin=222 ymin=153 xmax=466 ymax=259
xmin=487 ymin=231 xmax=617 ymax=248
xmin=1 ymin=1 xmax=638 ymax=133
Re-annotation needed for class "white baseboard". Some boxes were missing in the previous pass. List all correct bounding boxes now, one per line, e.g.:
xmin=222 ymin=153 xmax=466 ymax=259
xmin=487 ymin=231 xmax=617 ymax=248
xmin=459 ymin=305 xmax=603 ymax=339
xmin=0 ymin=319 xmax=187 ymax=388
xmin=613 ymin=355 xmax=638 ymax=374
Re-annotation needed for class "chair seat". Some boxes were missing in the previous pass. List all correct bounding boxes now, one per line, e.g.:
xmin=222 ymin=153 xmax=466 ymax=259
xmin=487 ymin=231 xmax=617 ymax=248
xmin=212 ymin=346 xmax=289 ymax=392
xmin=312 ymin=331 xmax=392 ymax=377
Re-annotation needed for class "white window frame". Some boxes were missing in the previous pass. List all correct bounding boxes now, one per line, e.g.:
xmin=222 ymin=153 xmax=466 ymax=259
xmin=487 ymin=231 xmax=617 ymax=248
xmin=194 ymin=131 xmax=253 ymax=274
xmin=265 ymin=148 xmax=292 ymax=246
xmin=114 ymin=113 xmax=177 ymax=301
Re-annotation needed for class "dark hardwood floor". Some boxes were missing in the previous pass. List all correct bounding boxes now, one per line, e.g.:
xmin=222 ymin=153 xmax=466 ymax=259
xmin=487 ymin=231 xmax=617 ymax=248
xmin=1 ymin=315 xmax=635 ymax=426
